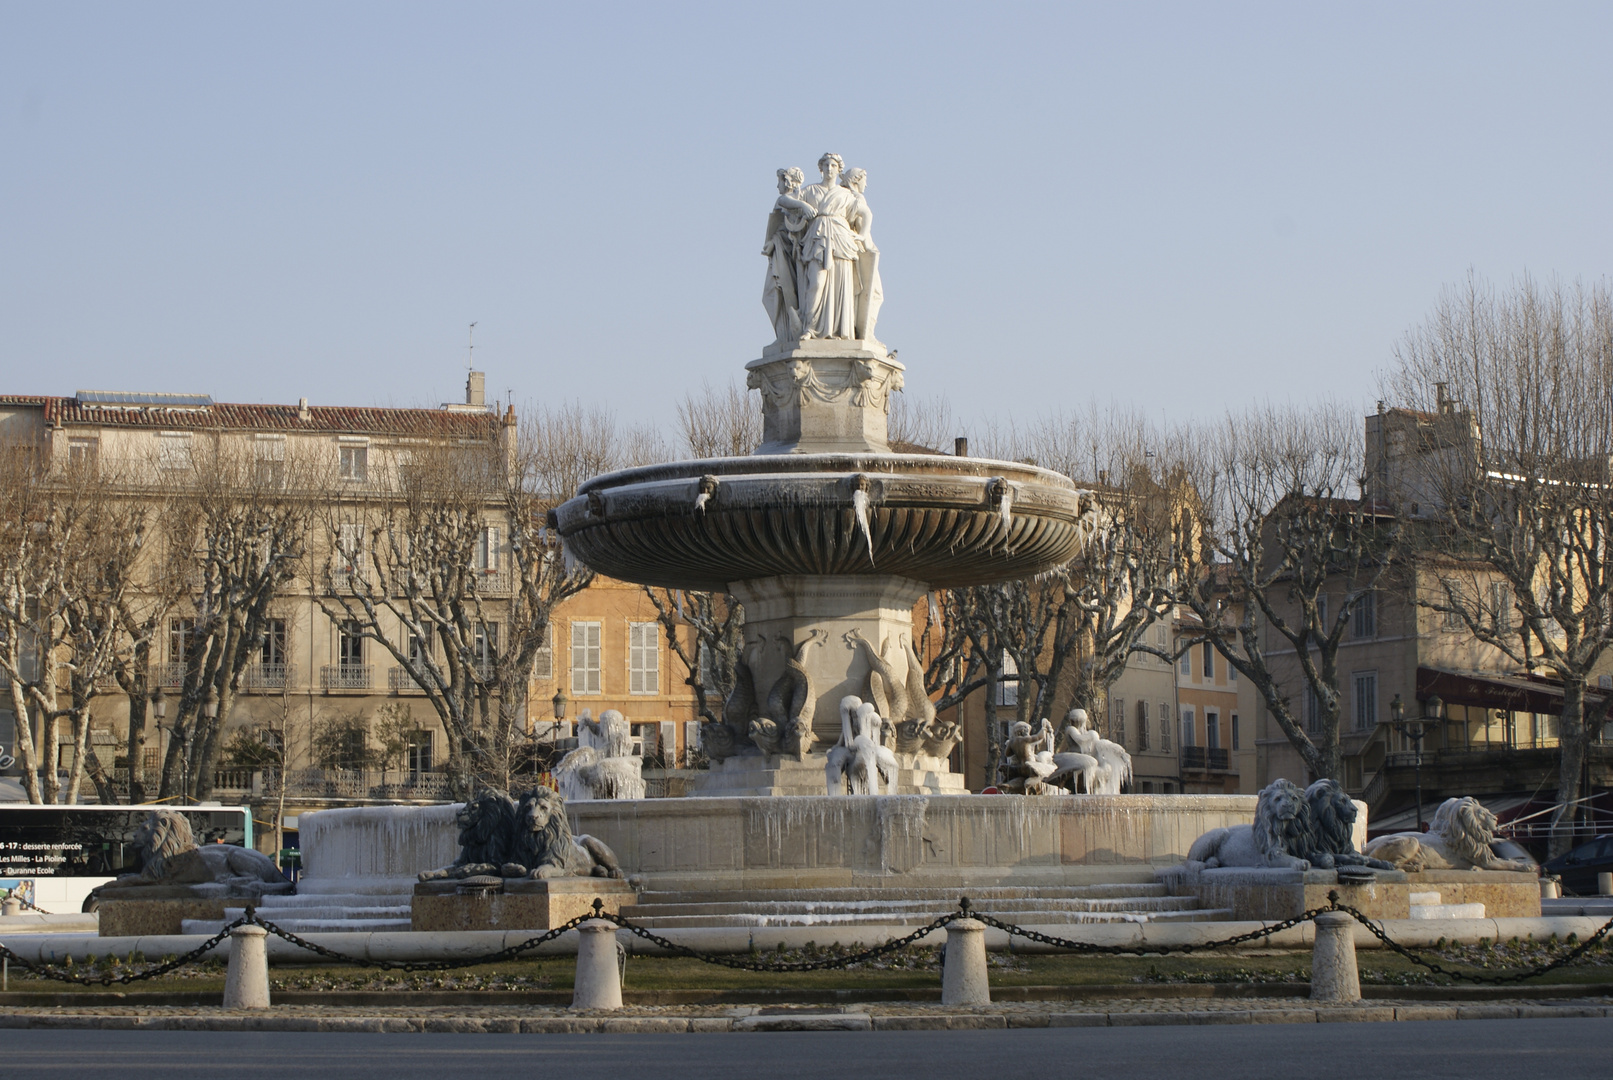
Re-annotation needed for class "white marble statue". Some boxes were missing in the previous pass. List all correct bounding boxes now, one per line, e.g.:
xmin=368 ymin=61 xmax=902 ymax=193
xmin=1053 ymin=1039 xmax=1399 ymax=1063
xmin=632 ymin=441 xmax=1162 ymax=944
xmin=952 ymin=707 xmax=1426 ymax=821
xmin=555 ymin=708 xmax=646 ymax=801
xmin=771 ymin=153 xmax=872 ymax=343
xmin=762 ymin=167 xmax=808 ymax=344
xmin=826 ymin=694 xmax=896 ymax=795
xmin=841 ymin=167 xmax=883 ymax=344
xmin=1002 ymin=718 xmax=1059 ymax=794
xmin=1054 ymin=708 xmax=1133 ymax=795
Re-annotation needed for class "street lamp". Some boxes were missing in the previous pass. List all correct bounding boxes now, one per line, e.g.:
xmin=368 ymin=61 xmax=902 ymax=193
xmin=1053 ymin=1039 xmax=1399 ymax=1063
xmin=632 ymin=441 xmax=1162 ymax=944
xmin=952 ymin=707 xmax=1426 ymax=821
xmin=552 ymin=689 xmax=568 ymax=723
xmin=1389 ymin=692 xmax=1444 ymax=832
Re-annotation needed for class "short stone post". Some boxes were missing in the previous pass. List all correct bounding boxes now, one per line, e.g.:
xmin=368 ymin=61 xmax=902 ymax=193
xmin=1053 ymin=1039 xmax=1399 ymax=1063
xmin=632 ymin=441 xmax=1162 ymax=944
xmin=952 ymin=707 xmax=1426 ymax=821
xmin=1540 ymin=877 xmax=1560 ymax=900
xmin=1310 ymin=911 xmax=1361 ymax=1004
xmin=1 ymin=896 xmax=21 ymax=916
xmin=222 ymin=924 xmax=271 ymax=1009
xmin=571 ymin=920 xmax=623 ymax=1010
xmin=1599 ymin=872 xmax=1613 ymax=897
xmin=941 ymin=918 xmax=990 ymax=1006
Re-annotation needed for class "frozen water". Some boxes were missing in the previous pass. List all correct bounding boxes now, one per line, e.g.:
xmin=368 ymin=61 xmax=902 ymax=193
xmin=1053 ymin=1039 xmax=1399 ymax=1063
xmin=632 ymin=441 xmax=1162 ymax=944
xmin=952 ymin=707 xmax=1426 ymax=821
xmin=299 ymin=803 xmax=460 ymax=880
xmin=851 ymin=487 xmax=875 ymax=563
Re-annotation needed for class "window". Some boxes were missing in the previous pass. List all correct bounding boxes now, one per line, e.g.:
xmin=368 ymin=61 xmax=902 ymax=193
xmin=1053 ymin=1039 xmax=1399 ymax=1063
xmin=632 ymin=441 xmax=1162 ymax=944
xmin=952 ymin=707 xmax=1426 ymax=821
xmin=1111 ymin=697 xmax=1126 ymax=746
xmin=571 ymin=621 xmax=602 ymax=695
xmin=533 ymin=622 xmax=553 ymax=680
xmin=1306 ymin=686 xmax=1322 ymax=732
xmin=1492 ymin=583 xmax=1513 ymax=632
xmin=142 ymin=747 xmax=159 ymax=774
xmin=1228 ymin=661 xmax=1237 ymax=684
xmin=168 ymin=618 xmax=194 ymax=663
xmin=629 ymin=622 xmax=659 ymax=695
xmin=1180 ymin=707 xmax=1196 ymax=748
xmin=474 ymin=526 xmax=500 ymax=573
xmin=1206 ymin=710 xmax=1221 ymax=749
xmin=474 ymin=623 xmax=500 ymax=669
xmin=261 ymin=618 xmax=286 ymax=667
xmin=158 ymin=432 xmax=192 ymax=472
xmin=1353 ymin=670 xmax=1378 ymax=731
xmin=1136 ymin=701 xmax=1150 ymax=751
xmin=68 ymin=437 xmax=99 ymax=472
xmin=254 ymin=435 xmax=286 ymax=487
xmin=338 ymin=621 xmax=364 ymax=668
xmin=337 ymin=523 xmax=364 ymax=573
xmin=1159 ymin=701 xmax=1171 ymax=751
xmin=339 ymin=442 xmax=368 ymax=483
xmin=406 ymin=623 xmax=434 ymax=665
xmin=1231 ymin=713 xmax=1241 ymax=751
xmin=1179 ymin=649 xmax=1190 ymax=676
xmin=1353 ymin=591 xmax=1377 ymax=639
xmin=406 ymin=731 xmax=433 ymax=774
xmin=1202 ymin=642 xmax=1214 ymax=681
xmin=1154 ymin=625 xmax=1167 ymax=647
xmin=996 ymin=654 xmax=1019 ymax=707
xmin=1443 ymin=608 xmax=1465 ymax=631
xmin=1316 ymin=594 xmax=1329 ymax=631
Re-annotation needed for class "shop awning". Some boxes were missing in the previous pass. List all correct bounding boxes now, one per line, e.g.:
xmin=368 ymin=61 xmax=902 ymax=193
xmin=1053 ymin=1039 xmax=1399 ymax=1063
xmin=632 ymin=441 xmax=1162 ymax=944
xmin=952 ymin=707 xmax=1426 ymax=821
xmin=1416 ymin=667 xmax=1608 ymax=715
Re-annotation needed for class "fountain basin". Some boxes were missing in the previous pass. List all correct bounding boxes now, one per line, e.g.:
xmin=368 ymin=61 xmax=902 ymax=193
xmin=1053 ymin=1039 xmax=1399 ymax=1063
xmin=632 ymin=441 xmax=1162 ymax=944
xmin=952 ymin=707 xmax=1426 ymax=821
xmin=553 ymin=453 xmax=1089 ymax=592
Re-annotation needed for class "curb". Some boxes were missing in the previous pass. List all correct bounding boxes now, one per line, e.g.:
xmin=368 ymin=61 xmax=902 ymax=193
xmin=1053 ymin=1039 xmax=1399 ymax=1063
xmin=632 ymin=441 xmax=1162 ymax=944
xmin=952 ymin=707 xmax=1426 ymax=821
xmin=0 ymin=1003 xmax=1608 ymax=1033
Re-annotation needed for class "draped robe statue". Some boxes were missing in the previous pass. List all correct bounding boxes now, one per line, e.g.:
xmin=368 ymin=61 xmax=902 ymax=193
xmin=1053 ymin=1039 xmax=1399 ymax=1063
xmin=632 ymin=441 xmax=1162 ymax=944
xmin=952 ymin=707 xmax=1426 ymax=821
xmin=762 ymin=167 xmax=807 ymax=343
xmin=776 ymin=153 xmax=860 ymax=341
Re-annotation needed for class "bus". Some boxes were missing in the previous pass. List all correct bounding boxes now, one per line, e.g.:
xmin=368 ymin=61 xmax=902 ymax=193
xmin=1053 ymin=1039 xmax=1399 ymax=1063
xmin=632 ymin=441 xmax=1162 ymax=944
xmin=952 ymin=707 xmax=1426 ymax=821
xmin=0 ymin=805 xmax=254 ymax=914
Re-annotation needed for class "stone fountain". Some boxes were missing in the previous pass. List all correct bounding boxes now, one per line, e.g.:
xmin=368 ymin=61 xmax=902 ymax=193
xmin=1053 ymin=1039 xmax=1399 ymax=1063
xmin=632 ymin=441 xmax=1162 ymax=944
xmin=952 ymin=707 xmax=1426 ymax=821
xmin=552 ymin=153 xmax=1089 ymax=796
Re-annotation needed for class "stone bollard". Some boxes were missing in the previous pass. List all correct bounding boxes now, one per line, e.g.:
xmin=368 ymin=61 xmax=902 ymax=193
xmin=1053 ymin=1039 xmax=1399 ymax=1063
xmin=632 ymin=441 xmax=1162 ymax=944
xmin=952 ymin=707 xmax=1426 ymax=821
xmin=1540 ymin=877 xmax=1560 ymax=900
xmin=941 ymin=918 xmax=990 ymax=1006
xmin=1 ymin=897 xmax=20 ymax=917
xmin=1310 ymin=911 xmax=1361 ymax=1004
xmin=571 ymin=920 xmax=624 ymax=1010
xmin=1600 ymin=872 xmax=1613 ymax=897
xmin=222 ymin=924 xmax=271 ymax=1009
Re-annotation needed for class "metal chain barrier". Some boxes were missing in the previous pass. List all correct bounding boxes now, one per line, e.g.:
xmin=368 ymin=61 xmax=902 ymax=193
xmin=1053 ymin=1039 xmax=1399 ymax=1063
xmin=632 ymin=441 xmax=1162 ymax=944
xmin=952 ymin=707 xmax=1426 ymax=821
xmin=1328 ymin=895 xmax=1613 ymax=986
xmin=5 ymin=892 xmax=1612 ymax=987
xmin=0 ymin=916 xmax=248 ymax=986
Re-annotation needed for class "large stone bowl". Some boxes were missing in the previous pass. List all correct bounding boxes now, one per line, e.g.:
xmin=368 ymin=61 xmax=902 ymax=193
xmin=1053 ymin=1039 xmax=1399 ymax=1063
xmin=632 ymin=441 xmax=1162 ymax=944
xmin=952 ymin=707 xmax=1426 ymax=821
xmin=552 ymin=454 xmax=1089 ymax=592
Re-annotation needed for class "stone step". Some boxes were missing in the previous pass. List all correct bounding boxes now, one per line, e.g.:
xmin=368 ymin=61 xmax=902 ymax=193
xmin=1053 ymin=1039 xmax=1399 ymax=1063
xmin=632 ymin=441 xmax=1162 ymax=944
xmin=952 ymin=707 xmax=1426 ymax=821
xmin=250 ymin=894 xmax=413 ymax=910
xmin=628 ymin=896 xmax=1199 ymax=918
xmin=182 ymin=917 xmax=413 ymax=935
xmin=224 ymin=905 xmax=410 ymax=921
xmin=627 ymin=907 xmax=1235 ymax=929
xmin=634 ymin=883 xmax=1170 ymax=905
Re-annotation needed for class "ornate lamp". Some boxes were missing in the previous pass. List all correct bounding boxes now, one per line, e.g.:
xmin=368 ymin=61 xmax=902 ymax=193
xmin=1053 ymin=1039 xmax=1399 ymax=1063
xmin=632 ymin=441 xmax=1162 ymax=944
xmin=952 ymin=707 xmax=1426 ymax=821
xmin=1388 ymin=693 xmax=1443 ymax=831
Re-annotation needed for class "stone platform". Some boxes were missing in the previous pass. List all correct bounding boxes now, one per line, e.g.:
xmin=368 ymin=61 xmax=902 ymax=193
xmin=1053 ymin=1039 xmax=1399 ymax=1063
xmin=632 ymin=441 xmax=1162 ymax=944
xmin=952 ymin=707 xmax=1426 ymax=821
xmin=1157 ymin=866 xmax=1541 ymax=922
xmin=694 ymin=753 xmax=967 ymax=796
xmin=411 ymin=878 xmax=636 ymax=932
xmin=99 ymin=898 xmax=230 ymax=937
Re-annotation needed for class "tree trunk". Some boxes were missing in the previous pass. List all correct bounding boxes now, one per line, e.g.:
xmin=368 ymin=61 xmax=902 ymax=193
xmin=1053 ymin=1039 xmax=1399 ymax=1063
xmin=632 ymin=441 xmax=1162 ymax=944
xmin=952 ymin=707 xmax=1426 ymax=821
xmin=7 ymin=682 xmax=42 ymax=804
xmin=1551 ymin=679 xmax=1589 ymax=858
xmin=983 ymin=664 xmax=1001 ymax=788
xmin=125 ymin=681 xmax=149 ymax=805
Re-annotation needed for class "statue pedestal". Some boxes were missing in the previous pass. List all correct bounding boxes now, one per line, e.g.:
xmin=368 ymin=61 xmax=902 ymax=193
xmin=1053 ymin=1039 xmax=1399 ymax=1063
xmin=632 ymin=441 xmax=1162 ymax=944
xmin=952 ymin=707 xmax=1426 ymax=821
xmin=411 ymin=877 xmax=636 ymax=932
xmin=747 ymin=342 xmax=903 ymax=454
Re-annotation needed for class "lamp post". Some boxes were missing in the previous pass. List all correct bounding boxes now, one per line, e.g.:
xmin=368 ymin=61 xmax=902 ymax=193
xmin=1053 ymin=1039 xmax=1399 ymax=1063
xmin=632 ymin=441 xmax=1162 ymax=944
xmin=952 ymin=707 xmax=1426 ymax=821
xmin=552 ymin=688 xmax=568 ymax=724
xmin=1389 ymin=692 xmax=1444 ymax=832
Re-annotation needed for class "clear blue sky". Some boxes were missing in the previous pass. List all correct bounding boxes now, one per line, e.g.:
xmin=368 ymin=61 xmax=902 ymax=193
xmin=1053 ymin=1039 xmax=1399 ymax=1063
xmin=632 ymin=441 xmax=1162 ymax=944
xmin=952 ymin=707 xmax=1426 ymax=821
xmin=3 ymin=3 xmax=1609 ymax=431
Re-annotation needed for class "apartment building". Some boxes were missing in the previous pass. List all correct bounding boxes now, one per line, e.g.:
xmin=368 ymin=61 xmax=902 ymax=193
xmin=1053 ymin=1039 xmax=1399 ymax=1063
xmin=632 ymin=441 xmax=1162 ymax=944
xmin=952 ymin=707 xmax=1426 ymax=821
xmin=0 ymin=381 xmax=699 ymax=817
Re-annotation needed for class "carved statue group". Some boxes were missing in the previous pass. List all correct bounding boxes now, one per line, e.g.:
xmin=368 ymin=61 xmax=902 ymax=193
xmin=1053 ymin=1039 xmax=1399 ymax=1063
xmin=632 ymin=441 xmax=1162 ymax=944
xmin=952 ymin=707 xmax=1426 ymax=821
xmin=703 ymin=628 xmax=962 ymax=795
xmin=1002 ymin=708 xmax=1134 ymax=796
xmin=763 ymin=153 xmax=884 ymax=346
xmin=555 ymin=708 xmax=646 ymax=801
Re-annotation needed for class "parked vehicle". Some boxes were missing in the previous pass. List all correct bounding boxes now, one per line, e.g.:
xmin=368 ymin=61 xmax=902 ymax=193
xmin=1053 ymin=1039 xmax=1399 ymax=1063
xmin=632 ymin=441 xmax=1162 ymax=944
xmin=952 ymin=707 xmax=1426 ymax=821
xmin=1541 ymin=835 xmax=1613 ymax=896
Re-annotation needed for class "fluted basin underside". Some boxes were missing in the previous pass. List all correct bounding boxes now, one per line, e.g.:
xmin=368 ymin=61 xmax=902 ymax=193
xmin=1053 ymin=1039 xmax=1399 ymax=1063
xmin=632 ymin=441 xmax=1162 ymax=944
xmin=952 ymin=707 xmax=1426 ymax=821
xmin=555 ymin=454 xmax=1087 ymax=592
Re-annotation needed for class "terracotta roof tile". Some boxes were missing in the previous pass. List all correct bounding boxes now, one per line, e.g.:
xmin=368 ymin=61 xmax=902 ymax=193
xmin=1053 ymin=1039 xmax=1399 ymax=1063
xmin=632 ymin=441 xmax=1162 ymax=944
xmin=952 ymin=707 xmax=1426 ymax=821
xmin=0 ymin=395 xmax=504 ymax=439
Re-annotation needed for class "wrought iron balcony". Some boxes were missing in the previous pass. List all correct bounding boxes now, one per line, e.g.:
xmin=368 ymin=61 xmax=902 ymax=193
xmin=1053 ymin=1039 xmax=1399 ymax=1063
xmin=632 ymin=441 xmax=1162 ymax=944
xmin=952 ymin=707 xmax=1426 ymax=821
xmin=320 ymin=664 xmax=373 ymax=691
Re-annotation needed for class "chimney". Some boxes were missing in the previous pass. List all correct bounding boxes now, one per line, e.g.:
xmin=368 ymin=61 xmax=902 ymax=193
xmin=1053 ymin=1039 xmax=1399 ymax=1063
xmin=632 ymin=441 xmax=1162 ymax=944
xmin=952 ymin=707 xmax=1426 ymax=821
xmin=954 ymin=437 xmax=969 ymax=457
xmin=298 ymin=397 xmax=310 ymax=421
xmin=466 ymin=371 xmax=485 ymax=408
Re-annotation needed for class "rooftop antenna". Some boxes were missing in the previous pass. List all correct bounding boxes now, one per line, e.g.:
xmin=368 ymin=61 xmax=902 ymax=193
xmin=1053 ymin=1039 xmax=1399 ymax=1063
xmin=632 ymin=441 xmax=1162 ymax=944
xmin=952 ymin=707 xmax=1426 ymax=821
xmin=467 ymin=322 xmax=477 ymax=373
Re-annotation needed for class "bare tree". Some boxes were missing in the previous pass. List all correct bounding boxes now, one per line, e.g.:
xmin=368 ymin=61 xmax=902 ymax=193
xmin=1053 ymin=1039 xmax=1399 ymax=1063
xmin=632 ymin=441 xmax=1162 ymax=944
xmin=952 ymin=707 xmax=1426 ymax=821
xmin=160 ymin=441 xmax=315 ymax=802
xmin=0 ymin=445 xmax=150 ymax=803
xmin=1162 ymin=401 xmax=1401 ymax=784
xmin=1384 ymin=274 xmax=1613 ymax=855
xmin=677 ymin=381 xmax=761 ymax=458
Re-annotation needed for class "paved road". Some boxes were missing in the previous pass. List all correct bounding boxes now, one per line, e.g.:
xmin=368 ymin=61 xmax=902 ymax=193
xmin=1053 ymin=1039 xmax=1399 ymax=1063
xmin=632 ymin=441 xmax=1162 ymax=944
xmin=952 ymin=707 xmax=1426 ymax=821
xmin=5 ymin=1020 xmax=1610 ymax=1079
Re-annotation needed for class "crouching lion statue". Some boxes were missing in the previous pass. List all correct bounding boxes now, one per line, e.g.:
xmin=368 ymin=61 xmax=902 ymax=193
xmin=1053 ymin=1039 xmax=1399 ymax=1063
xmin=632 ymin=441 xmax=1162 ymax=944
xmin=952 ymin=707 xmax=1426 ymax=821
xmin=1186 ymin=778 xmax=1314 ymax=870
xmin=419 ymin=786 xmax=624 ymax=882
xmin=83 ymin=808 xmax=291 ymax=911
xmin=1303 ymin=778 xmax=1396 ymax=871
xmin=1364 ymin=796 xmax=1534 ymax=873
xmin=418 ymin=790 xmax=519 ymax=881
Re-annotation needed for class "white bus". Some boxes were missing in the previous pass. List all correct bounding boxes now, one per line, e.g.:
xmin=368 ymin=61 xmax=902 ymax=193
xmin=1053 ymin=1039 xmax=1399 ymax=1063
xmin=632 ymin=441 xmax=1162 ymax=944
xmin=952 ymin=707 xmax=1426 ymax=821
xmin=0 ymin=805 xmax=255 ymax=914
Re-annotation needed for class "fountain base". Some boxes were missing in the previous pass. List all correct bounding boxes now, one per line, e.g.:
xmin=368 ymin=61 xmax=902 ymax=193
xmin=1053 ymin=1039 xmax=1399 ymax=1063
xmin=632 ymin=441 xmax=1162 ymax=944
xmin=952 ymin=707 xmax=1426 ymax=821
xmin=693 ymin=751 xmax=968 ymax=797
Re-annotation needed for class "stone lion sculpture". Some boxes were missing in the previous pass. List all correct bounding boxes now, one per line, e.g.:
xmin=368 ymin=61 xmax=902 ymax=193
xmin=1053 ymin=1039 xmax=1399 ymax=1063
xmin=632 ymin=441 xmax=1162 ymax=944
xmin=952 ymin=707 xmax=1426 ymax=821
xmin=417 ymin=789 xmax=519 ymax=882
xmin=1363 ymin=796 xmax=1535 ymax=873
xmin=83 ymin=808 xmax=290 ymax=911
xmin=505 ymin=786 xmax=624 ymax=879
xmin=1185 ymin=778 xmax=1313 ymax=871
xmin=1301 ymin=779 xmax=1396 ymax=871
